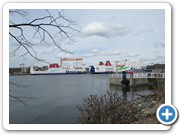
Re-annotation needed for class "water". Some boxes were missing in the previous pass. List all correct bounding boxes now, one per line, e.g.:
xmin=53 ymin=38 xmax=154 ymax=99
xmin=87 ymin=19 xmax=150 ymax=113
xmin=9 ymin=74 xmax=154 ymax=124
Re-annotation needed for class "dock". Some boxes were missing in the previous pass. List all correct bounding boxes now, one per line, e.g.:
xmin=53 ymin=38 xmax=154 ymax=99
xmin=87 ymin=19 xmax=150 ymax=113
xmin=109 ymin=73 xmax=165 ymax=86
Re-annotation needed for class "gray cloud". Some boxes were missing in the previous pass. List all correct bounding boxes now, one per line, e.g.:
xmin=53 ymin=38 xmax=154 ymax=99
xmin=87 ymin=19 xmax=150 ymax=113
xmin=56 ymin=52 xmax=73 ymax=58
xmin=101 ymin=50 xmax=121 ymax=56
xmin=154 ymin=41 xmax=165 ymax=48
xmin=132 ymin=29 xmax=154 ymax=37
xmin=81 ymin=49 xmax=99 ymax=57
xmin=82 ymin=53 xmax=97 ymax=58
xmin=125 ymin=53 xmax=139 ymax=59
xmin=81 ymin=21 xmax=131 ymax=38
xmin=40 ymin=47 xmax=58 ymax=55
xmin=81 ymin=49 xmax=122 ymax=58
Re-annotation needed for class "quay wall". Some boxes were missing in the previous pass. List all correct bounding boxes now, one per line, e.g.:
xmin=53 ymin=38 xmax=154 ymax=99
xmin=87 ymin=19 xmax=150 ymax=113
xmin=109 ymin=78 xmax=149 ymax=86
xmin=109 ymin=73 xmax=165 ymax=86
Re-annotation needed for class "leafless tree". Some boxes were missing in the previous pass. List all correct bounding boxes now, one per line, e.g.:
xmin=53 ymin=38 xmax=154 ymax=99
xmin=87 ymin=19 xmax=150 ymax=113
xmin=9 ymin=9 xmax=79 ymax=62
xmin=9 ymin=9 xmax=79 ymax=104
xmin=77 ymin=91 xmax=160 ymax=124
xmin=9 ymin=82 xmax=36 ymax=105
xmin=77 ymin=91 xmax=139 ymax=124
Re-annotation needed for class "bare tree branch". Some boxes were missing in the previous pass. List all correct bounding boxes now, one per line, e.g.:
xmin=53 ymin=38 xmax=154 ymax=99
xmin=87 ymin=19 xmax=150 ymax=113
xmin=9 ymin=32 xmax=44 ymax=62
xmin=10 ymin=94 xmax=37 ymax=105
xmin=10 ymin=81 xmax=36 ymax=105
xmin=9 ymin=9 xmax=79 ymax=62
xmin=9 ymin=82 xmax=31 ymax=87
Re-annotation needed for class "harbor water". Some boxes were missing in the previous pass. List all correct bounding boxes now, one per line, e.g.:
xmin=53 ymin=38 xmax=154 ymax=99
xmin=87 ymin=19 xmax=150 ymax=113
xmin=9 ymin=74 xmax=154 ymax=124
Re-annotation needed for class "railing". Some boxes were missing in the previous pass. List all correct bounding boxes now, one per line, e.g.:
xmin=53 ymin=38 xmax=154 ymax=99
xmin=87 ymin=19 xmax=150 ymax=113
xmin=110 ymin=73 xmax=165 ymax=79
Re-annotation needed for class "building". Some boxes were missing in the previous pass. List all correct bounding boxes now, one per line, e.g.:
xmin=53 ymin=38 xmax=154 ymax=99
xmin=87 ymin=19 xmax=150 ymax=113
xmin=9 ymin=67 xmax=30 ymax=75
xmin=146 ymin=64 xmax=165 ymax=73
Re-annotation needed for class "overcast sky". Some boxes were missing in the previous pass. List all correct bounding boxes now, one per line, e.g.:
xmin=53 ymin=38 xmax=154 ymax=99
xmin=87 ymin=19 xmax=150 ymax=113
xmin=9 ymin=9 xmax=165 ymax=67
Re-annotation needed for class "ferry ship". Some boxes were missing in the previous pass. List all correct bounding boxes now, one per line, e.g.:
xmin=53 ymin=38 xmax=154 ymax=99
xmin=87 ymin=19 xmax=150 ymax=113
xmin=30 ymin=58 xmax=87 ymax=75
xmin=89 ymin=61 xmax=114 ymax=74
xmin=115 ymin=60 xmax=129 ymax=72
xmin=114 ymin=60 xmax=146 ymax=73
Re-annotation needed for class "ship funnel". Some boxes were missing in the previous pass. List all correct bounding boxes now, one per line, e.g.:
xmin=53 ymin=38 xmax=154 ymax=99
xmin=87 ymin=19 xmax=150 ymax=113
xmin=105 ymin=61 xmax=112 ymax=66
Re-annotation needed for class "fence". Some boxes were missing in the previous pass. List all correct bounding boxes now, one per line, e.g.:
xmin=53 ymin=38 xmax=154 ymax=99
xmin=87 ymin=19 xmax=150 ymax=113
xmin=110 ymin=73 xmax=165 ymax=79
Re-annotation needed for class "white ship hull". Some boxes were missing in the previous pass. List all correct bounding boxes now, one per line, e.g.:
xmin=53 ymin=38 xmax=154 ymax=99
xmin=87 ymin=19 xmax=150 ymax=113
xmin=30 ymin=67 xmax=87 ymax=75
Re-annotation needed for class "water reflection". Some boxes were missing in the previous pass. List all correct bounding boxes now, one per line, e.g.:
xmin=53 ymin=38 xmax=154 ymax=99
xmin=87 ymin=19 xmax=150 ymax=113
xmin=9 ymin=75 xmax=154 ymax=124
xmin=110 ymin=85 xmax=154 ymax=102
xmin=122 ymin=86 xmax=130 ymax=101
